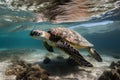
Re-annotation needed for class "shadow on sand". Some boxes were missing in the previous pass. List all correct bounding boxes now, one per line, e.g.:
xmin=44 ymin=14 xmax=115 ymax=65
xmin=34 ymin=57 xmax=85 ymax=76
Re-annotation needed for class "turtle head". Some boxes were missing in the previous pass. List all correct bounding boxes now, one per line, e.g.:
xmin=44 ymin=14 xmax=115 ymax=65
xmin=30 ymin=30 xmax=50 ymax=40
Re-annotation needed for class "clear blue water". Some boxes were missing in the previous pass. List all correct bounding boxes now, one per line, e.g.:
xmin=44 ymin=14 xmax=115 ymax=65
xmin=0 ymin=21 xmax=120 ymax=52
xmin=0 ymin=2 xmax=120 ymax=80
xmin=0 ymin=4 xmax=120 ymax=59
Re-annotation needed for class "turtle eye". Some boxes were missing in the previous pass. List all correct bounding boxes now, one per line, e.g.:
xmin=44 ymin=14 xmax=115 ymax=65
xmin=30 ymin=31 xmax=38 ymax=36
xmin=37 ymin=32 xmax=42 ymax=36
xmin=34 ymin=31 xmax=38 ymax=35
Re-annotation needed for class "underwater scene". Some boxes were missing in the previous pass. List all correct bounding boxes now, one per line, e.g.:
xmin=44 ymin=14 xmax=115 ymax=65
xmin=0 ymin=0 xmax=120 ymax=80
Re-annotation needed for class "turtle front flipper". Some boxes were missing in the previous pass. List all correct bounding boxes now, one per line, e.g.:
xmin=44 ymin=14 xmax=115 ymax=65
xmin=87 ymin=47 xmax=102 ymax=62
xmin=56 ymin=40 xmax=93 ymax=67
xmin=43 ymin=41 xmax=54 ymax=52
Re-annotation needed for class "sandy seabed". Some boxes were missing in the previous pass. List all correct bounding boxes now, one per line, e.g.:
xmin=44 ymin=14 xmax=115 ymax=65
xmin=0 ymin=49 xmax=119 ymax=80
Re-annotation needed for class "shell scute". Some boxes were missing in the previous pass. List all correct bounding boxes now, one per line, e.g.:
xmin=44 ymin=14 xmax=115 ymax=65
xmin=50 ymin=27 xmax=93 ymax=47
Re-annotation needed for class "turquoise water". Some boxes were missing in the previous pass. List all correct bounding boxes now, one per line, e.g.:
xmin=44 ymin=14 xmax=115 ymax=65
xmin=0 ymin=21 xmax=120 ymax=52
xmin=0 ymin=3 xmax=120 ymax=80
xmin=0 ymin=0 xmax=120 ymax=52
xmin=0 ymin=5 xmax=120 ymax=60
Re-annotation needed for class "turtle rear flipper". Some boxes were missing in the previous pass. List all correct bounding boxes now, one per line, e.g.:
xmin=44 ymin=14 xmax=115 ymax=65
xmin=87 ymin=47 xmax=102 ymax=62
xmin=56 ymin=40 xmax=93 ymax=67
xmin=43 ymin=41 xmax=54 ymax=52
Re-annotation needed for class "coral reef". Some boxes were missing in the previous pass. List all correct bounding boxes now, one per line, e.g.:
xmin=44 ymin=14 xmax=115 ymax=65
xmin=109 ymin=61 xmax=120 ymax=69
xmin=98 ymin=61 xmax=120 ymax=80
xmin=5 ymin=60 xmax=50 ymax=80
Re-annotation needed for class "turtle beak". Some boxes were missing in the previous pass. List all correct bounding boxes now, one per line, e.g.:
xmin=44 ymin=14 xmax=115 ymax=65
xmin=30 ymin=30 xmax=34 ymax=36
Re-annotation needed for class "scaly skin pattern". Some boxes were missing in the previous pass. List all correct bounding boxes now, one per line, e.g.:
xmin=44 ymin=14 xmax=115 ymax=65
xmin=56 ymin=40 xmax=93 ymax=67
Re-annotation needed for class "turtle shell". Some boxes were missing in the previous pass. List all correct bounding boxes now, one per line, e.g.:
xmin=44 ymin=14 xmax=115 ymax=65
xmin=50 ymin=27 xmax=93 ymax=48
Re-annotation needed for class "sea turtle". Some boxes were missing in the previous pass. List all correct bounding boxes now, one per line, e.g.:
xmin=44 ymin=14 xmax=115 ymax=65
xmin=30 ymin=27 xmax=102 ymax=67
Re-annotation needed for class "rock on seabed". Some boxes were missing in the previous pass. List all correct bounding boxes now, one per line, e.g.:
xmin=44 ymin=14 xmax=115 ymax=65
xmin=0 ymin=49 xmax=120 ymax=80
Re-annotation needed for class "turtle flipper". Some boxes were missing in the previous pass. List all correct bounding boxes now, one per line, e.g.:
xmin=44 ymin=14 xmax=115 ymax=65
xmin=56 ymin=40 xmax=93 ymax=67
xmin=43 ymin=41 xmax=54 ymax=52
xmin=87 ymin=47 xmax=102 ymax=62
